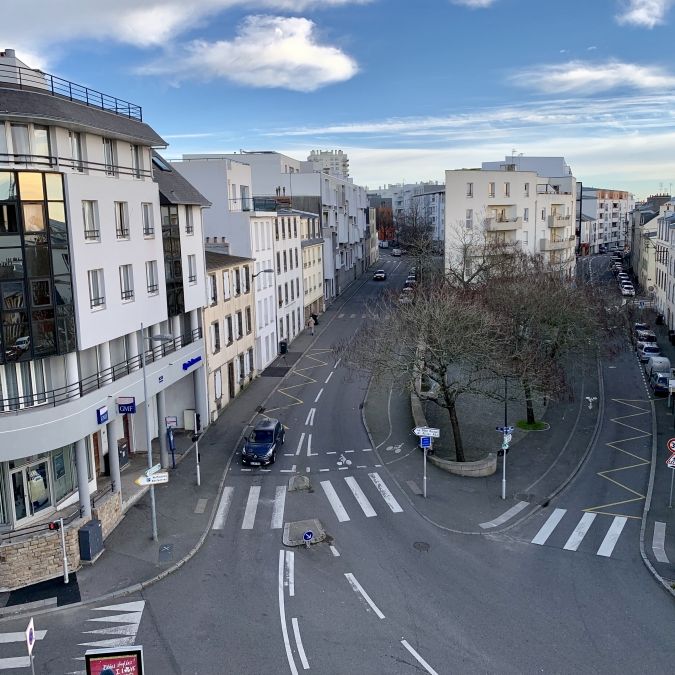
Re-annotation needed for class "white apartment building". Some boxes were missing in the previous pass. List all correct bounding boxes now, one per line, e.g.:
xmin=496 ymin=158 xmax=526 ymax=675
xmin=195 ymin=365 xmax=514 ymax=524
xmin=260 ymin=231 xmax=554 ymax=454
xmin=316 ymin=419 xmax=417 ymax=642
xmin=445 ymin=156 xmax=577 ymax=275
xmin=169 ymin=157 xmax=278 ymax=369
xmin=184 ymin=152 xmax=370 ymax=302
xmin=299 ymin=210 xmax=324 ymax=323
xmin=275 ymin=210 xmax=304 ymax=347
xmin=307 ymin=149 xmax=350 ymax=179
xmin=411 ymin=188 xmax=445 ymax=244
xmin=0 ymin=50 xmax=208 ymax=585
xmin=653 ymin=201 xmax=675 ymax=324
xmin=580 ymin=186 xmax=634 ymax=254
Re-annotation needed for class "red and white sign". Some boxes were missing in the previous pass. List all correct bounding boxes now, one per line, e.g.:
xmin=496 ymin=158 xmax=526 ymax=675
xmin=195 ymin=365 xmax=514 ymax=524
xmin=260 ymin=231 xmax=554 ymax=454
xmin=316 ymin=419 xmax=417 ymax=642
xmin=667 ymin=453 xmax=675 ymax=469
xmin=667 ymin=438 xmax=675 ymax=453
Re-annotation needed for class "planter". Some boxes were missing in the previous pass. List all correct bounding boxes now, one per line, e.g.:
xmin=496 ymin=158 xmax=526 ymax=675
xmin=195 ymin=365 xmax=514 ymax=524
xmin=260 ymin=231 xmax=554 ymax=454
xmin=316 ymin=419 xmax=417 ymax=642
xmin=428 ymin=453 xmax=497 ymax=477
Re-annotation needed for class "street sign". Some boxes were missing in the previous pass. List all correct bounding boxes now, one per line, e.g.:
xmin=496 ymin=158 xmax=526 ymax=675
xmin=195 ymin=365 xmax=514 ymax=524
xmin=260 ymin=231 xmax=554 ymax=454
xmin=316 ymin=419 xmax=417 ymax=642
xmin=165 ymin=415 xmax=178 ymax=428
xmin=135 ymin=471 xmax=169 ymax=486
xmin=413 ymin=426 xmax=440 ymax=438
xmin=667 ymin=454 xmax=675 ymax=469
xmin=117 ymin=396 xmax=136 ymax=414
xmin=667 ymin=438 xmax=675 ymax=453
xmin=639 ymin=300 xmax=645 ymax=309
xmin=303 ymin=530 xmax=314 ymax=542
xmin=25 ymin=617 xmax=35 ymax=656
xmin=501 ymin=441 xmax=509 ymax=451
xmin=496 ymin=426 xmax=515 ymax=434
xmin=145 ymin=463 xmax=161 ymax=476
xmin=420 ymin=436 xmax=432 ymax=448
xmin=504 ymin=433 xmax=512 ymax=444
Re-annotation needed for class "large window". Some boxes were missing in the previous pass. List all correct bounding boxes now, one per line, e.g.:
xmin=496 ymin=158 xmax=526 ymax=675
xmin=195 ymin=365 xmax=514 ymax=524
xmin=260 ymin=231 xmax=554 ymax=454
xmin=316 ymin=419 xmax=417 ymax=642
xmin=131 ymin=144 xmax=142 ymax=179
xmin=145 ymin=260 xmax=159 ymax=295
xmin=142 ymin=203 xmax=154 ymax=236
xmin=187 ymin=255 xmax=197 ymax=284
xmin=69 ymin=131 xmax=83 ymax=172
xmin=10 ymin=124 xmax=29 ymax=162
xmin=103 ymin=138 xmax=117 ymax=176
xmin=82 ymin=200 xmax=99 ymax=241
xmin=88 ymin=268 xmax=105 ymax=309
xmin=115 ymin=202 xmax=129 ymax=239
xmin=119 ymin=264 xmax=134 ymax=301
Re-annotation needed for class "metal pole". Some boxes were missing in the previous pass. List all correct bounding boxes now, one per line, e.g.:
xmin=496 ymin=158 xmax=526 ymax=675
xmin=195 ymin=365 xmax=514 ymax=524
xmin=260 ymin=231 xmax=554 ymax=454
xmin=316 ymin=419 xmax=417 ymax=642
xmin=504 ymin=377 xmax=508 ymax=427
xmin=59 ymin=517 xmax=68 ymax=584
xmin=195 ymin=439 xmax=201 ymax=487
xmin=501 ymin=442 xmax=507 ymax=500
xmin=502 ymin=376 xmax=507 ymax=500
xmin=669 ymin=469 xmax=674 ymax=509
xmin=30 ymin=655 xmax=35 ymax=675
xmin=140 ymin=323 xmax=158 ymax=541
xmin=423 ymin=445 xmax=427 ymax=498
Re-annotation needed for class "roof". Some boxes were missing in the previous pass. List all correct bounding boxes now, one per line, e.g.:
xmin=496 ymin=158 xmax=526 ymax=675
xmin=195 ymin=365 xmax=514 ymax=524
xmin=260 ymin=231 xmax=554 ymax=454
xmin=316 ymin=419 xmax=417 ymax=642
xmin=0 ymin=87 xmax=166 ymax=146
xmin=204 ymin=251 xmax=253 ymax=271
xmin=153 ymin=153 xmax=211 ymax=207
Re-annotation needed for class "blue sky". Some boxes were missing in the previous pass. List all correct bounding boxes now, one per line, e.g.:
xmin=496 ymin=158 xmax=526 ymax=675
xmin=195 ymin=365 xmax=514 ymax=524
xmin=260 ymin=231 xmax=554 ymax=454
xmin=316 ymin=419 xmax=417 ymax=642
xmin=4 ymin=0 xmax=675 ymax=198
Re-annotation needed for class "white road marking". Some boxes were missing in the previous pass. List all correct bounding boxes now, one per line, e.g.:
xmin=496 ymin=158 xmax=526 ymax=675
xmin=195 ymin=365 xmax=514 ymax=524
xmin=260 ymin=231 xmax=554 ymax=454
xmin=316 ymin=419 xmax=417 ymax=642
xmin=531 ymin=508 xmax=567 ymax=545
xmin=241 ymin=468 xmax=252 ymax=472
xmin=272 ymin=486 xmax=286 ymax=529
xmin=291 ymin=618 xmax=310 ymax=670
xmin=307 ymin=434 xmax=317 ymax=457
xmin=212 ymin=486 xmax=234 ymax=530
xmin=284 ymin=453 xmax=295 ymax=457
xmin=320 ymin=468 xmax=330 ymax=472
xmin=563 ymin=513 xmax=596 ymax=551
xmin=320 ymin=481 xmax=350 ymax=522
xmin=285 ymin=550 xmax=295 ymax=597
xmin=361 ymin=314 xmax=366 ymax=319
xmin=361 ymin=448 xmax=372 ymax=452
xmin=314 ymin=388 xmax=324 ymax=403
xmin=478 ymin=501 xmax=529 ymax=529
xmin=280 ymin=464 xmax=297 ymax=473
xmin=333 ymin=358 xmax=341 ymax=369
xmin=344 ymin=450 xmax=354 ymax=453
xmin=242 ymin=486 xmax=261 ymax=529
xmin=356 ymin=465 xmax=367 ymax=469
xmin=406 ymin=480 xmax=423 ymax=496
xmin=194 ymin=498 xmax=208 ymax=514
xmin=326 ymin=451 xmax=337 ymax=455
xmin=305 ymin=408 xmax=316 ymax=426
xmin=345 ymin=476 xmax=377 ymax=517
xmin=93 ymin=601 xmax=145 ymax=613
xmin=325 ymin=372 xmax=334 ymax=384
xmin=344 ymin=573 xmax=385 ymax=619
xmin=0 ymin=630 xmax=47 ymax=644
xmin=295 ymin=432 xmax=306 ymax=456
xmin=368 ymin=472 xmax=403 ymax=512
xmin=338 ymin=313 xmax=345 ymax=318
xmin=306 ymin=466 xmax=311 ymax=472
xmin=350 ymin=313 xmax=356 ymax=318
xmin=653 ymin=521 xmax=670 ymax=563
xmin=401 ymin=640 xmax=439 ymax=675
xmin=278 ymin=551 xmax=299 ymax=675
xmin=330 ymin=545 xmax=341 ymax=557
xmin=597 ymin=516 xmax=627 ymax=557
xmin=0 ymin=657 xmax=32 ymax=669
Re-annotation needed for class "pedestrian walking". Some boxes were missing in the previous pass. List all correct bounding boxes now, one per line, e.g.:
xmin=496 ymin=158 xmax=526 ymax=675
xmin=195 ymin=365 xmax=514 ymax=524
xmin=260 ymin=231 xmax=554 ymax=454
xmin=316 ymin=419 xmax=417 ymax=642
xmin=308 ymin=316 xmax=315 ymax=335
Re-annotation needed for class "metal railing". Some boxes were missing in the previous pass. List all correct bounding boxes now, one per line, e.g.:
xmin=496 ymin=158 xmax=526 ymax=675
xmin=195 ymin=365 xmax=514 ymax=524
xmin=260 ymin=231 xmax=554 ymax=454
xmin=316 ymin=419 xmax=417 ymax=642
xmin=0 ymin=504 xmax=81 ymax=543
xmin=0 ymin=152 xmax=153 ymax=178
xmin=0 ymin=327 xmax=202 ymax=412
xmin=0 ymin=63 xmax=143 ymax=120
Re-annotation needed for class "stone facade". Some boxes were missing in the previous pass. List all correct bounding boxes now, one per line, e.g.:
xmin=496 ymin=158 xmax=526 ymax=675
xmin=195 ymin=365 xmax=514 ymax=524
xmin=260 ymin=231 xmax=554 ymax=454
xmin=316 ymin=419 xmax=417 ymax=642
xmin=92 ymin=491 xmax=123 ymax=540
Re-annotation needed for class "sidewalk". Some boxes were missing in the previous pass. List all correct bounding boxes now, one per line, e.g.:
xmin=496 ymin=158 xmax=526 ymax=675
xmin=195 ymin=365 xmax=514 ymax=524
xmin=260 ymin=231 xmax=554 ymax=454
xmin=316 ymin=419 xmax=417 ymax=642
xmin=363 ymin=359 xmax=601 ymax=534
xmin=0 ymin=286 xmax=351 ymax=619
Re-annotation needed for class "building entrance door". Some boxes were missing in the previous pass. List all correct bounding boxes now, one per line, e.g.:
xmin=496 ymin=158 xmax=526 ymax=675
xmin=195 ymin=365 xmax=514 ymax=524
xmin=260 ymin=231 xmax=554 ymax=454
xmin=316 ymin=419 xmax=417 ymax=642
xmin=10 ymin=460 xmax=51 ymax=524
xmin=227 ymin=362 xmax=235 ymax=400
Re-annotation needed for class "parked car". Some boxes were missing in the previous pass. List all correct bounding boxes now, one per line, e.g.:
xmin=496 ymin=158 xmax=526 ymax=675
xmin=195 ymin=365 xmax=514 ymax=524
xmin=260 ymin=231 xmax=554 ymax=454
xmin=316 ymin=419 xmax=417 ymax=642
xmin=620 ymin=285 xmax=635 ymax=296
xmin=373 ymin=269 xmax=387 ymax=281
xmin=645 ymin=356 xmax=671 ymax=378
xmin=634 ymin=322 xmax=649 ymax=332
xmin=391 ymin=248 xmax=402 ymax=257
xmin=638 ymin=342 xmax=661 ymax=362
xmin=241 ymin=418 xmax=285 ymax=466
xmin=636 ymin=330 xmax=657 ymax=344
xmin=649 ymin=370 xmax=671 ymax=396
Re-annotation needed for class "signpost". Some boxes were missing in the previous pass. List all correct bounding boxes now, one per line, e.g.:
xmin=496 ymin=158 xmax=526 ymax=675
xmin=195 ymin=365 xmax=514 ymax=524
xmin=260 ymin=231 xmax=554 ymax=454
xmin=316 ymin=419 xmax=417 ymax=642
xmin=26 ymin=618 xmax=36 ymax=675
xmin=413 ymin=426 xmax=440 ymax=438
xmin=303 ymin=530 xmax=314 ymax=549
xmin=134 ymin=472 xmax=169 ymax=487
xmin=413 ymin=429 xmax=438 ymax=499
xmin=496 ymin=427 xmax=514 ymax=500
xmin=667 ymin=444 xmax=675 ymax=508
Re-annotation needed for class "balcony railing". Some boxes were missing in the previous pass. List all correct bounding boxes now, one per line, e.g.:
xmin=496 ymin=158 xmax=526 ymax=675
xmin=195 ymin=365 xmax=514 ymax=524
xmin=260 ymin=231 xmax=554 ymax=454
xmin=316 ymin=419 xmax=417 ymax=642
xmin=547 ymin=214 xmax=571 ymax=228
xmin=485 ymin=216 xmax=522 ymax=231
xmin=0 ymin=152 xmax=152 ymax=178
xmin=0 ymin=62 xmax=143 ymax=120
xmin=0 ymin=327 xmax=202 ymax=412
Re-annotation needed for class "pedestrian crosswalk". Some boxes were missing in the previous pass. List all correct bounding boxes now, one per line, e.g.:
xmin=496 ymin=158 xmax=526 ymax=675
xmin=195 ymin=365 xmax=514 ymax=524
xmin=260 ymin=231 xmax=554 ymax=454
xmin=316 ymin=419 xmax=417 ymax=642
xmin=213 ymin=472 xmax=403 ymax=532
xmin=0 ymin=629 xmax=47 ymax=671
xmin=526 ymin=508 xmax=633 ymax=559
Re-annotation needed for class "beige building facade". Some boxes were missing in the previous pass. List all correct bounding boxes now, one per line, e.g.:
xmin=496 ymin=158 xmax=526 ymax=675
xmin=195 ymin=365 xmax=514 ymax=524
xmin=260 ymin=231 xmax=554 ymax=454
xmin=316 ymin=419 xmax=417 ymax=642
xmin=299 ymin=210 xmax=325 ymax=323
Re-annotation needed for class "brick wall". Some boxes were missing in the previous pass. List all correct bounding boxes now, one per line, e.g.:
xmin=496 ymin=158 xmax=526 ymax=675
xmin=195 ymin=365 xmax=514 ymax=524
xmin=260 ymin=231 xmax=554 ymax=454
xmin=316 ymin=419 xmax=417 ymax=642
xmin=92 ymin=491 xmax=122 ymax=540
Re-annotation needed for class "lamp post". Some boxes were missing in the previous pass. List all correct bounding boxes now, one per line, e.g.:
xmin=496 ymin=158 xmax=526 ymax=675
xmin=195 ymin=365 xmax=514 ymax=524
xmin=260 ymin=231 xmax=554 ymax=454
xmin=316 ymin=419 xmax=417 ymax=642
xmin=140 ymin=322 xmax=173 ymax=542
xmin=252 ymin=268 xmax=274 ymax=279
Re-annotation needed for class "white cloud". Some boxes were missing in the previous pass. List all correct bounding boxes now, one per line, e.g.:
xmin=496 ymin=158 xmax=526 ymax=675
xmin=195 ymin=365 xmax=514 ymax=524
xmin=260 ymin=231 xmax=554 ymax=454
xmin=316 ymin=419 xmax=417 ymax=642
xmin=587 ymin=45 xmax=597 ymax=50
xmin=137 ymin=16 xmax=358 ymax=92
xmin=616 ymin=0 xmax=673 ymax=28
xmin=510 ymin=60 xmax=675 ymax=93
xmin=450 ymin=0 xmax=497 ymax=7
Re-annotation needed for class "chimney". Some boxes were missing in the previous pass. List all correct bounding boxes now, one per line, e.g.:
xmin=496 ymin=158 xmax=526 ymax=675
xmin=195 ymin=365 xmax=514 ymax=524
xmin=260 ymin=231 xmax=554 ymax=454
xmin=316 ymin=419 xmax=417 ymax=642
xmin=3 ymin=49 xmax=16 ymax=58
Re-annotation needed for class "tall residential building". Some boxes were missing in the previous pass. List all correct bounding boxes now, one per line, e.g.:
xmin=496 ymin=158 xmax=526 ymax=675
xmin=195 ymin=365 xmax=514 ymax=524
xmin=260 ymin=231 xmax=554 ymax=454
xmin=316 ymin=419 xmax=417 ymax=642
xmin=299 ymin=210 xmax=324 ymax=323
xmin=0 ymin=50 xmax=208 ymax=587
xmin=445 ymin=156 xmax=577 ymax=275
xmin=307 ymin=149 xmax=349 ymax=179
xmin=411 ymin=187 xmax=445 ymax=245
xmin=275 ymin=210 xmax=304 ymax=346
xmin=579 ymin=186 xmax=634 ymax=253
xmin=653 ymin=201 xmax=675 ymax=325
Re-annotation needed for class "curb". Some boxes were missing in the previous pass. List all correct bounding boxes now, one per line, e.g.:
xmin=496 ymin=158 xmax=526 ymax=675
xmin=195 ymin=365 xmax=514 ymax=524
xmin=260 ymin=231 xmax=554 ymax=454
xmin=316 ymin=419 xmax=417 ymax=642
xmin=1 ymin=273 xmax=374 ymax=623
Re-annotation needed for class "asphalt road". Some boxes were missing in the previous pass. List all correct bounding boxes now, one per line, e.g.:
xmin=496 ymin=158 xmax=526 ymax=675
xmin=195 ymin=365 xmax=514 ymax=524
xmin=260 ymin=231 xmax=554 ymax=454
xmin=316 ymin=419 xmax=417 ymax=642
xmin=3 ymin=252 xmax=675 ymax=674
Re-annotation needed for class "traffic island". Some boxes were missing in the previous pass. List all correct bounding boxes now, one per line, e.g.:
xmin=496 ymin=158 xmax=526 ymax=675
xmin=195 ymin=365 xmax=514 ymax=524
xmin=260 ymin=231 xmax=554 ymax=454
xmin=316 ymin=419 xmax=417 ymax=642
xmin=428 ymin=453 xmax=497 ymax=477
xmin=283 ymin=519 xmax=326 ymax=547
xmin=288 ymin=475 xmax=312 ymax=492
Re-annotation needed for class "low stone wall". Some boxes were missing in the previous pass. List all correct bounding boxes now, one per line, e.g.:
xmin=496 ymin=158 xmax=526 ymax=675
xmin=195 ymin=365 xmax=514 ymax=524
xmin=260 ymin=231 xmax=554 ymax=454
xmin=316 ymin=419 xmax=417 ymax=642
xmin=0 ymin=517 xmax=84 ymax=592
xmin=93 ymin=491 xmax=123 ymax=540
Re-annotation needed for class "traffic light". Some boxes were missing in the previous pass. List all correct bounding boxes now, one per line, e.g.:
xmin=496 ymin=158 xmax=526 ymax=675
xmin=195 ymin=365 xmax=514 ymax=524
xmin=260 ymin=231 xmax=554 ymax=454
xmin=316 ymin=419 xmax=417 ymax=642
xmin=195 ymin=413 xmax=201 ymax=432
xmin=48 ymin=521 xmax=61 ymax=531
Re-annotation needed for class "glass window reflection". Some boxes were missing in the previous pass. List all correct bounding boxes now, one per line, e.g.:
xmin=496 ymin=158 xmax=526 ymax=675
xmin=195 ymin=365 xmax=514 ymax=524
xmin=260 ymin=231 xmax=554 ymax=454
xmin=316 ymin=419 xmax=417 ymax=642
xmin=18 ymin=172 xmax=44 ymax=201
xmin=24 ymin=235 xmax=51 ymax=277
xmin=0 ymin=172 xmax=16 ymax=201
xmin=45 ymin=173 xmax=63 ymax=201
xmin=0 ymin=204 xmax=18 ymax=234
xmin=22 ymin=203 xmax=45 ymax=232
xmin=51 ymin=248 xmax=70 ymax=276
xmin=30 ymin=279 xmax=51 ymax=307
xmin=0 ymin=248 xmax=24 ymax=280
xmin=48 ymin=202 xmax=66 ymax=242
xmin=53 ymin=276 xmax=72 ymax=305
xmin=2 ymin=282 xmax=25 ymax=309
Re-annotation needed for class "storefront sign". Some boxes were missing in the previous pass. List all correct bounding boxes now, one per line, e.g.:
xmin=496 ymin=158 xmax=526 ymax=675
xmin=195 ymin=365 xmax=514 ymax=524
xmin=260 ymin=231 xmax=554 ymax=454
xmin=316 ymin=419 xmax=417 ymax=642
xmin=117 ymin=396 xmax=136 ymax=414
xmin=85 ymin=645 xmax=144 ymax=674
xmin=96 ymin=406 xmax=109 ymax=425
xmin=182 ymin=355 xmax=202 ymax=371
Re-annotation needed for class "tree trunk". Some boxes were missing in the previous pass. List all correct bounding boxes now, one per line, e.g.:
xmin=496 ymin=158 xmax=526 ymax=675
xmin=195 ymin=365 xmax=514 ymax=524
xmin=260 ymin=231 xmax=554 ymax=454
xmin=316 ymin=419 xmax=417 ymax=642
xmin=523 ymin=379 xmax=536 ymax=425
xmin=443 ymin=391 xmax=465 ymax=462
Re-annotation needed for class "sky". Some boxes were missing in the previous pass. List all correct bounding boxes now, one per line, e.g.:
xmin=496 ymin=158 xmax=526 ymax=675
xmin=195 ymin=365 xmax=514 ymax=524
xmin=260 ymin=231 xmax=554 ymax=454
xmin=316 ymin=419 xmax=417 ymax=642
xmin=4 ymin=0 xmax=675 ymax=199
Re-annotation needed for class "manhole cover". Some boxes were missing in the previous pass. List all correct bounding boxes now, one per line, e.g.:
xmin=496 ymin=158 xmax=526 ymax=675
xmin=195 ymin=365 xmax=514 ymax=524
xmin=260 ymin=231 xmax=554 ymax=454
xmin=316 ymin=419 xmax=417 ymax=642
xmin=413 ymin=541 xmax=430 ymax=553
xmin=158 ymin=544 xmax=173 ymax=563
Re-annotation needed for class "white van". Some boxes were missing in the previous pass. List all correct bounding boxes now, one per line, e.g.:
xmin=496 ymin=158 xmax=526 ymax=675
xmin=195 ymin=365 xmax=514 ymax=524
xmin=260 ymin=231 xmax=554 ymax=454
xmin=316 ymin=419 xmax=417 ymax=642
xmin=645 ymin=356 xmax=671 ymax=377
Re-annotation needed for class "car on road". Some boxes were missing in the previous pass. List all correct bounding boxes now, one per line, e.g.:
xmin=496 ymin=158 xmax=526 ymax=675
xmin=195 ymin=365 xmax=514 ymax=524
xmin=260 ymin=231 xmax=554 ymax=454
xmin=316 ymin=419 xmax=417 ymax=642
xmin=391 ymin=248 xmax=402 ymax=257
xmin=634 ymin=322 xmax=649 ymax=332
xmin=620 ymin=286 xmax=635 ymax=296
xmin=636 ymin=330 xmax=657 ymax=343
xmin=637 ymin=342 xmax=661 ymax=362
xmin=241 ymin=418 xmax=285 ymax=466
xmin=649 ymin=370 xmax=671 ymax=395
xmin=373 ymin=269 xmax=387 ymax=281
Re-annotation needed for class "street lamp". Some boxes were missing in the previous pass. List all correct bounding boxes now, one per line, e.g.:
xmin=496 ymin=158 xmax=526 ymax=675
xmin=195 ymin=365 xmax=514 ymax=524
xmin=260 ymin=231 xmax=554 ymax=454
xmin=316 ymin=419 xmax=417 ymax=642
xmin=140 ymin=322 xmax=173 ymax=541
xmin=252 ymin=268 xmax=274 ymax=279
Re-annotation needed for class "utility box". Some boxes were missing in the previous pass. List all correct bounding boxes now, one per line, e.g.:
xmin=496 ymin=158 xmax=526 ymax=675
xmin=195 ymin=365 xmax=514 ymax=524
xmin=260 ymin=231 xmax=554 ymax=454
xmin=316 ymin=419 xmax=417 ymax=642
xmin=184 ymin=408 xmax=196 ymax=431
xmin=279 ymin=340 xmax=288 ymax=355
xmin=78 ymin=519 xmax=103 ymax=561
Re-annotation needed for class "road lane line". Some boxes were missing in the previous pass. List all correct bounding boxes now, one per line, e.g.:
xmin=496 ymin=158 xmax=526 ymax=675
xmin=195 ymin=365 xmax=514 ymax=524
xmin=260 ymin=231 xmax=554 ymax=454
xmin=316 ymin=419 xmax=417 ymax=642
xmin=401 ymin=640 xmax=438 ymax=675
xmin=338 ymin=313 xmax=345 ymax=318
xmin=597 ymin=516 xmax=627 ymax=557
xmin=324 ymin=372 xmax=334 ymax=384
xmin=333 ymin=358 xmax=341 ymax=369
xmin=0 ymin=630 xmax=47 ymax=644
xmin=563 ymin=513 xmax=596 ymax=551
xmin=350 ymin=313 xmax=356 ymax=318
xmin=280 ymin=464 xmax=297 ymax=474
xmin=531 ymin=508 xmax=567 ymax=545
xmin=272 ymin=486 xmax=286 ymax=529
xmin=285 ymin=453 xmax=295 ymax=457
xmin=320 ymin=481 xmax=350 ymax=522
xmin=307 ymin=434 xmax=317 ymax=457
xmin=305 ymin=408 xmax=316 ymax=426
xmin=361 ymin=448 xmax=372 ymax=452
xmin=653 ymin=521 xmax=670 ymax=563
xmin=285 ymin=550 xmax=295 ymax=597
xmin=295 ymin=432 xmax=305 ymax=456
xmin=242 ymin=486 xmax=261 ymax=529
xmin=330 ymin=545 xmax=340 ymax=557
xmin=344 ymin=450 xmax=354 ymax=453
xmin=0 ymin=656 xmax=32 ymax=669
xmin=314 ymin=388 xmax=324 ymax=403
xmin=320 ymin=468 xmax=330 ymax=472
xmin=326 ymin=451 xmax=337 ymax=455
xmin=478 ymin=501 xmax=529 ymax=529
xmin=345 ymin=476 xmax=377 ymax=517
xmin=291 ymin=618 xmax=310 ymax=670
xmin=344 ymin=573 xmax=385 ymax=619
xmin=212 ymin=487 xmax=234 ymax=530
xmin=278 ymin=551 xmax=299 ymax=675
xmin=368 ymin=472 xmax=403 ymax=513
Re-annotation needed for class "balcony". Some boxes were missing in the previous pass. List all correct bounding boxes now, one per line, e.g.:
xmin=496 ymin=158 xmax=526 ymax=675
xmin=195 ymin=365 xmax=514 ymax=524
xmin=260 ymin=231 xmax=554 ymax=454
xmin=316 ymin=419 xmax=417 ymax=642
xmin=540 ymin=236 xmax=575 ymax=251
xmin=547 ymin=214 xmax=571 ymax=228
xmin=485 ymin=216 xmax=522 ymax=232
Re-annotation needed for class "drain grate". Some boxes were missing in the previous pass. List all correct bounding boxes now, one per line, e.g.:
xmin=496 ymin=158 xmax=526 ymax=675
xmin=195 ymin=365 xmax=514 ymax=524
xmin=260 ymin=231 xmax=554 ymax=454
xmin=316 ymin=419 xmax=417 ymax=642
xmin=413 ymin=541 xmax=430 ymax=553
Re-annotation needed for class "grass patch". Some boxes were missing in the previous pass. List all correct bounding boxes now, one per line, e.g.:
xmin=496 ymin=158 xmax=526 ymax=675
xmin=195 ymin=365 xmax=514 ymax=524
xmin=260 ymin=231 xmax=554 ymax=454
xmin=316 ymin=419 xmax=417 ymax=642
xmin=516 ymin=420 xmax=549 ymax=431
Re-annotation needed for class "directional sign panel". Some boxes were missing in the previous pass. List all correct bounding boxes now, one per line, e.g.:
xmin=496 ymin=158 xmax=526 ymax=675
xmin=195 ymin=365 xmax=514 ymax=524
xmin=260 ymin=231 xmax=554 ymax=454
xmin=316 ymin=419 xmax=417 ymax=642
xmin=496 ymin=426 xmax=515 ymax=434
xmin=420 ymin=436 xmax=432 ymax=448
xmin=413 ymin=426 xmax=440 ymax=438
xmin=135 ymin=471 xmax=169 ymax=486
xmin=303 ymin=530 xmax=314 ymax=542
xmin=26 ymin=617 xmax=35 ymax=656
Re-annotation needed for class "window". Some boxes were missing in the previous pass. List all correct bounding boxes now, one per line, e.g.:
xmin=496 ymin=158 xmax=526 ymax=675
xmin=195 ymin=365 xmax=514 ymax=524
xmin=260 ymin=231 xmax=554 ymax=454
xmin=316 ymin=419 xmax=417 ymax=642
xmin=236 ymin=311 xmax=243 ymax=339
xmin=296 ymin=278 xmax=299 ymax=297
xmin=523 ymin=231 xmax=529 ymax=245
xmin=115 ymin=202 xmax=129 ymax=239
xmin=131 ymin=144 xmax=142 ymax=178
xmin=103 ymin=138 xmax=116 ymax=176
xmin=32 ymin=125 xmax=50 ymax=164
xmin=466 ymin=182 xmax=473 ymax=197
xmin=294 ymin=249 xmax=298 ymax=268
xmin=211 ymin=321 xmax=221 ymax=352
xmin=504 ymin=182 xmax=510 ymax=197
xmin=466 ymin=209 xmax=473 ymax=229
xmin=278 ymin=286 xmax=283 ymax=308
xmin=290 ymin=282 xmax=294 ymax=301
xmin=188 ymin=255 xmax=197 ymax=284
xmin=146 ymin=260 xmax=159 ymax=294
xmin=142 ymin=203 xmax=154 ymax=236
xmin=88 ymin=269 xmax=105 ymax=309
xmin=541 ymin=208 xmax=546 ymax=221
xmin=82 ymin=200 xmax=99 ymax=240
xmin=10 ymin=123 xmax=29 ymax=161
xmin=234 ymin=268 xmax=241 ymax=295
xmin=279 ymin=318 xmax=284 ymax=337
xmin=245 ymin=307 xmax=252 ymax=334
xmin=239 ymin=354 xmax=245 ymax=381
xmin=283 ymin=251 xmax=287 ymax=272
xmin=523 ymin=208 xmax=529 ymax=222
xmin=69 ymin=131 xmax=83 ymax=171
xmin=524 ymin=182 xmax=530 ymax=197
xmin=223 ymin=270 xmax=231 ymax=299
xmin=226 ymin=315 xmax=234 ymax=344
xmin=276 ymin=252 xmax=281 ymax=274
xmin=282 ymin=218 xmax=286 ymax=239
xmin=275 ymin=219 xmax=279 ymax=240
xmin=284 ymin=282 xmax=289 ymax=304
xmin=488 ymin=182 xmax=495 ymax=198
xmin=293 ymin=218 xmax=298 ymax=238
xmin=248 ymin=348 xmax=254 ymax=373
xmin=243 ymin=266 xmax=250 ymax=293
xmin=185 ymin=207 xmax=194 ymax=234
xmin=119 ymin=264 xmax=134 ymax=301
xmin=209 ymin=274 xmax=217 ymax=305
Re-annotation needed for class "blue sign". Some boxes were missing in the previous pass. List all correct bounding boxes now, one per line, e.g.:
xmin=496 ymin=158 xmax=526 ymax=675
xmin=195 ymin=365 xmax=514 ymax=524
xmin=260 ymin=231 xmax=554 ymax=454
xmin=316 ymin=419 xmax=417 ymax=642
xmin=182 ymin=355 xmax=202 ymax=371
xmin=117 ymin=396 xmax=136 ymax=414
xmin=96 ymin=405 xmax=109 ymax=425
xmin=303 ymin=530 xmax=314 ymax=542
xmin=420 ymin=436 xmax=432 ymax=448
xmin=496 ymin=426 xmax=514 ymax=434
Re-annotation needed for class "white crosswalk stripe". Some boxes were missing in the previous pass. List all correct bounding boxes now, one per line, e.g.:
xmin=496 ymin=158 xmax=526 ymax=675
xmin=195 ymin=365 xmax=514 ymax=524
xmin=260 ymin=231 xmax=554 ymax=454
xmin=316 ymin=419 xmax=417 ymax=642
xmin=563 ymin=513 xmax=596 ymax=551
xmin=368 ymin=472 xmax=403 ymax=512
xmin=344 ymin=476 xmax=377 ymax=517
xmin=531 ymin=508 xmax=567 ymax=545
xmin=597 ymin=516 xmax=627 ymax=557
xmin=242 ymin=486 xmax=261 ymax=529
xmin=321 ymin=480 xmax=351 ymax=522
xmin=271 ymin=485 xmax=286 ymax=529
xmin=0 ymin=630 xmax=47 ymax=671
